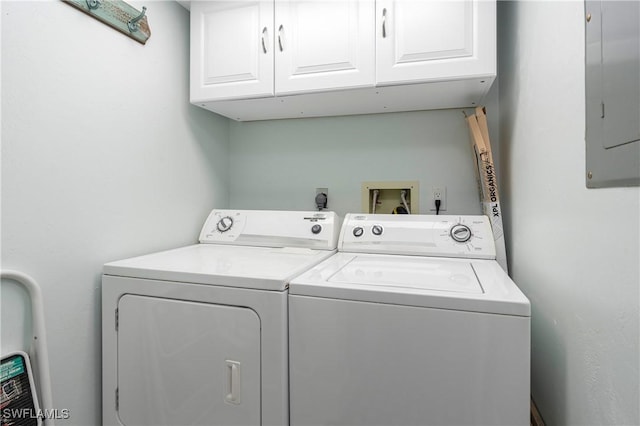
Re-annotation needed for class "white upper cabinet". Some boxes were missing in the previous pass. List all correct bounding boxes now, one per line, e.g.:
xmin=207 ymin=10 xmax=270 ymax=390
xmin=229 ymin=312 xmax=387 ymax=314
xmin=190 ymin=1 xmax=275 ymax=102
xmin=275 ymin=0 xmax=375 ymax=95
xmin=190 ymin=0 xmax=496 ymax=121
xmin=191 ymin=0 xmax=374 ymax=102
xmin=376 ymin=0 xmax=496 ymax=84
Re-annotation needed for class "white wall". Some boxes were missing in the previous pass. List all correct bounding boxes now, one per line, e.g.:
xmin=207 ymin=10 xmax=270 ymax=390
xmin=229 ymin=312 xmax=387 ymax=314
xmin=498 ymin=1 xmax=639 ymax=424
xmin=1 ymin=1 xmax=229 ymax=424
xmin=228 ymin=104 xmax=499 ymax=216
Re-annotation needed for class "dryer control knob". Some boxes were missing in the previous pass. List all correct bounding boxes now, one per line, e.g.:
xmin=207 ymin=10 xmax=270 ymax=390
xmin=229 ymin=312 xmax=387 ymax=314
xmin=216 ymin=216 xmax=234 ymax=233
xmin=353 ymin=226 xmax=364 ymax=237
xmin=372 ymin=225 xmax=384 ymax=236
xmin=311 ymin=224 xmax=322 ymax=234
xmin=450 ymin=224 xmax=472 ymax=243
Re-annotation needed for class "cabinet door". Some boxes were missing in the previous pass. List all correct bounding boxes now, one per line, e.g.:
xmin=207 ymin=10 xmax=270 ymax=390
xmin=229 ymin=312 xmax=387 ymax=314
xmin=191 ymin=1 xmax=274 ymax=102
xmin=376 ymin=0 xmax=496 ymax=84
xmin=275 ymin=0 xmax=375 ymax=95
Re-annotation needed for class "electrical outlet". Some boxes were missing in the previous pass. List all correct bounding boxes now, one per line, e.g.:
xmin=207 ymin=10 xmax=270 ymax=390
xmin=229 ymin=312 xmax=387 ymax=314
xmin=315 ymin=187 xmax=328 ymax=210
xmin=430 ymin=186 xmax=447 ymax=212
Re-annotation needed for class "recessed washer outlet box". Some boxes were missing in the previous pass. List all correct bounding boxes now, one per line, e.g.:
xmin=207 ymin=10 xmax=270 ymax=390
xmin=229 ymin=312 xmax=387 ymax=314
xmin=361 ymin=181 xmax=419 ymax=214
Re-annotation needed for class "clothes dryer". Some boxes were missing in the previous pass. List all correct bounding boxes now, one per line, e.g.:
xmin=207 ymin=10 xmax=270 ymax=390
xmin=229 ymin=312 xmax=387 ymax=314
xmin=289 ymin=214 xmax=530 ymax=426
xmin=102 ymin=209 xmax=339 ymax=426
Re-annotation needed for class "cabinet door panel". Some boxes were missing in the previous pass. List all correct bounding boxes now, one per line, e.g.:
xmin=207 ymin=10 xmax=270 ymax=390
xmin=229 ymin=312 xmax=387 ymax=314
xmin=275 ymin=0 xmax=375 ymax=95
xmin=377 ymin=0 xmax=495 ymax=84
xmin=395 ymin=1 xmax=471 ymax=62
xmin=191 ymin=1 xmax=274 ymax=101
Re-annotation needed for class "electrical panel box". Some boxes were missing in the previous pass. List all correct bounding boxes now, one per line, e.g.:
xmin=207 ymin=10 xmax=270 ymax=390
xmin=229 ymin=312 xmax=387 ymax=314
xmin=585 ymin=0 xmax=640 ymax=187
xmin=361 ymin=181 xmax=419 ymax=214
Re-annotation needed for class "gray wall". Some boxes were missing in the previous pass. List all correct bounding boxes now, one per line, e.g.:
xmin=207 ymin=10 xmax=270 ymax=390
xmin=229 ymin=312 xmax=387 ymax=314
xmin=1 ymin=1 xmax=229 ymax=424
xmin=498 ymin=1 xmax=639 ymax=424
xmin=228 ymin=102 xmax=499 ymax=216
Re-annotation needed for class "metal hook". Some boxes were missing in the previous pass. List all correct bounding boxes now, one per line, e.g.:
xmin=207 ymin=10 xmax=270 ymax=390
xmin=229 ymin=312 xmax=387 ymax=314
xmin=86 ymin=0 xmax=101 ymax=10
xmin=127 ymin=6 xmax=146 ymax=33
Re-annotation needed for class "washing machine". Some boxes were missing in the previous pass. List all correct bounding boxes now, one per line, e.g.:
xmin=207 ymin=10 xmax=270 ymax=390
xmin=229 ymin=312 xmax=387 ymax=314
xmin=289 ymin=213 xmax=531 ymax=426
xmin=102 ymin=209 xmax=339 ymax=426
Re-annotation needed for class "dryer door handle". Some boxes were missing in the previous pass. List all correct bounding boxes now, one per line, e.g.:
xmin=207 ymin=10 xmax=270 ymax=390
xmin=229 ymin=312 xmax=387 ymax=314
xmin=225 ymin=360 xmax=241 ymax=404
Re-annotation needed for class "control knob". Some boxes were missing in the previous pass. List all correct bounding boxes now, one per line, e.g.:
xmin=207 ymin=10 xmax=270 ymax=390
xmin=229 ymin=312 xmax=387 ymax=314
xmin=450 ymin=224 xmax=472 ymax=243
xmin=311 ymin=224 xmax=322 ymax=234
xmin=371 ymin=225 xmax=384 ymax=236
xmin=216 ymin=216 xmax=234 ymax=233
xmin=353 ymin=226 xmax=364 ymax=237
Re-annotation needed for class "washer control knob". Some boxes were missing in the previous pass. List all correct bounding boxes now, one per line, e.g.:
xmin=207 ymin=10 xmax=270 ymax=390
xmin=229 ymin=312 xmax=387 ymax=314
xmin=371 ymin=225 xmax=384 ymax=236
xmin=450 ymin=224 xmax=472 ymax=243
xmin=353 ymin=226 xmax=364 ymax=237
xmin=311 ymin=224 xmax=322 ymax=234
xmin=216 ymin=216 xmax=234 ymax=233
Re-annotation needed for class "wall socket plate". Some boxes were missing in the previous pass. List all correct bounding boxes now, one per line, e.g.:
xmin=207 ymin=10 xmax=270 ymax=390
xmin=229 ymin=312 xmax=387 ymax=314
xmin=430 ymin=186 xmax=447 ymax=212
xmin=361 ymin=181 xmax=419 ymax=214
xmin=315 ymin=187 xmax=328 ymax=209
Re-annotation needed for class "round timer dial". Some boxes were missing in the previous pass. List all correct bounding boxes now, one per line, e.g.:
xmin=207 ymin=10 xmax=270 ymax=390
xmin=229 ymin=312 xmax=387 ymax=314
xmin=216 ymin=216 xmax=234 ymax=233
xmin=450 ymin=224 xmax=472 ymax=243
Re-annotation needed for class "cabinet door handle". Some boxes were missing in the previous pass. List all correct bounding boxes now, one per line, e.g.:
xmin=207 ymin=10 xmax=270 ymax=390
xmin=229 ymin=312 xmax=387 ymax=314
xmin=382 ymin=8 xmax=387 ymax=38
xmin=278 ymin=24 xmax=284 ymax=52
xmin=261 ymin=26 xmax=268 ymax=54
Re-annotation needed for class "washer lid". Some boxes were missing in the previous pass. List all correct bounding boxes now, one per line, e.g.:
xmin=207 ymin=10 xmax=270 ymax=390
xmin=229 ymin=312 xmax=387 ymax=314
xmin=329 ymin=256 xmax=482 ymax=294
xmin=290 ymin=253 xmax=530 ymax=316
xmin=104 ymin=244 xmax=335 ymax=291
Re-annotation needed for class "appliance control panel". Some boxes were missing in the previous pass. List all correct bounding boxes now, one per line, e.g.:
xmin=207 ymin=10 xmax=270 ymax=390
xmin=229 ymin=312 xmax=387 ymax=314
xmin=199 ymin=210 xmax=340 ymax=250
xmin=339 ymin=214 xmax=496 ymax=259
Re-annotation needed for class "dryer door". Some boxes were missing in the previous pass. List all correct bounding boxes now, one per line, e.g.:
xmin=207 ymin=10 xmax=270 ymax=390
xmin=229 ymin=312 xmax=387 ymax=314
xmin=117 ymin=295 xmax=261 ymax=425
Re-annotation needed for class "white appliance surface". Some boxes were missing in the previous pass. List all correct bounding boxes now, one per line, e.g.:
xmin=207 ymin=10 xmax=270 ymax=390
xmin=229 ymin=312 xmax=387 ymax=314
xmin=289 ymin=213 xmax=531 ymax=426
xmin=290 ymin=252 xmax=530 ymax=316
xmin=103 ymin=209 xmax=339 ymax=426
xmin=331 ymin=255 xmax=483 ymax=293
xmin=104 ymin=244 xmax=335 ymax=291
xmin=117 ymin=295 xmax=261 ymax=426
xmin=338 ymin=213 xmax=496 ymax=258
xmin=199 ymin=209 xmax=339 ymax=249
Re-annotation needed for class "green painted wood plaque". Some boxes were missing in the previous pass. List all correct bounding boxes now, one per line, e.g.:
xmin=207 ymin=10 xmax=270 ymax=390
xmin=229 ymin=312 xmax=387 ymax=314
xmin=63 ymin=0 xmax=151 ymax=45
